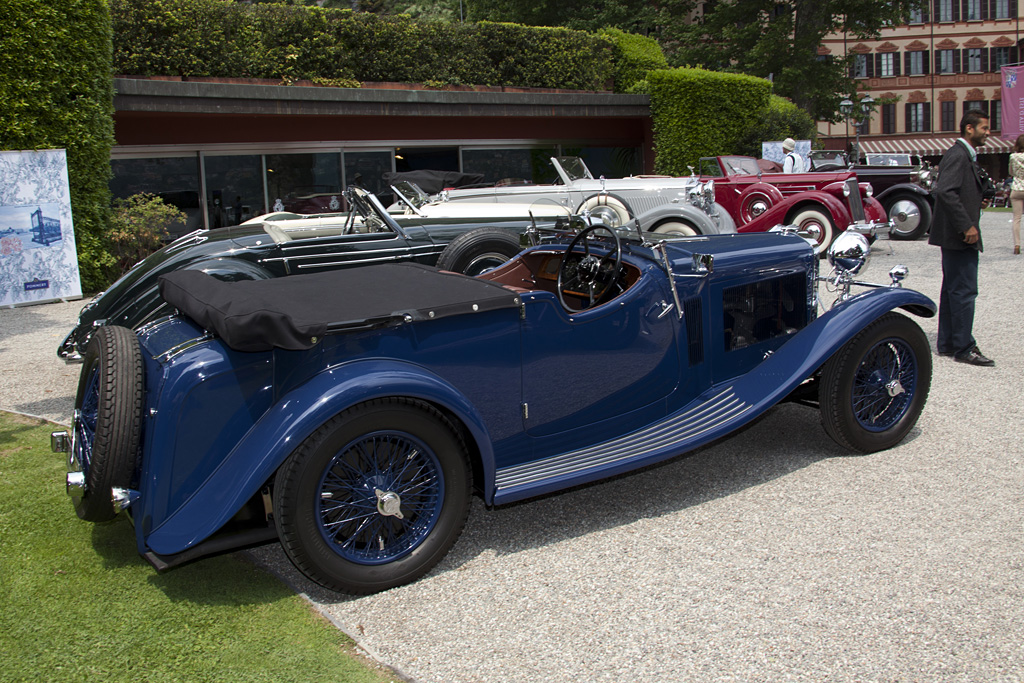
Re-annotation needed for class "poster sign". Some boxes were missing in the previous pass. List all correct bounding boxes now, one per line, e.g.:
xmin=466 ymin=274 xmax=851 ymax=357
xmin=1000 ymin=65 xmax=1024 ymax=139
xmin=0 ymin=149 xmax=82 ymax=306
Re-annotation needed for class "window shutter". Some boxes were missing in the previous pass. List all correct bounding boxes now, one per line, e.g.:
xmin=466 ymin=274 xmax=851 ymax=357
xmin=894 ymin=53 xmax=902 ymax=76
xmin=953 ymin=0 xmax=961 ymax=20
xmin=955 ymin=49 xmax=962 ymax=73
xmin=925 ymin=103 xmax=932 ymax=132
xmin=866 ymin=54 xmax=875 ymax=78
xmin=923 ymin=51 xmax=931 ymax=75
xmin=922 ymin=2 xmax=930 ymax=22
xmin=982 ymin=47 xmax=989 ymax=73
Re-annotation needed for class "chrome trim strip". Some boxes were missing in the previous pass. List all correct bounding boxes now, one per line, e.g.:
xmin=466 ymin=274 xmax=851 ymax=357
xmin=136 ymin=314 xmax=180 ymax=337
xmin=260 ymin=244 xmax=444 ymax=264
xmin=496 ymin=388 xmax=752 ymax=491
xmin=277 ymin=236 xmax=410 ymax=252
xmin=156 ymin=334 xmax=215 ymax=363
xmin=293 ymin=250 xmax=446 ymax=269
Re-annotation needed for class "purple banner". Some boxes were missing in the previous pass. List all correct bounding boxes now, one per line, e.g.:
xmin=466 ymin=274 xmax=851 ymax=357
xmin=1001 ymin=66 xmax=1024 ymax=139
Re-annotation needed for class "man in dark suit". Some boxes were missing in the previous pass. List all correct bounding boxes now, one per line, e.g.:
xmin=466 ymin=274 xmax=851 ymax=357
xmin=928 ymin=109 xmax=994 ymax=366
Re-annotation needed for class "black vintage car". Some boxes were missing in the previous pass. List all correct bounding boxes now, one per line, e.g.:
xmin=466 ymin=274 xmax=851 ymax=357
xmin=57 ymin=187 xmax=572 ymax=362
xmin=809 ymin=151 xmax=935 ymax=240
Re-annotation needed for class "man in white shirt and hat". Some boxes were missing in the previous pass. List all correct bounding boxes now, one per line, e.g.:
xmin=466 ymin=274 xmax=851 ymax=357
xmin=782 ymin=138 xmax=806 ymax=173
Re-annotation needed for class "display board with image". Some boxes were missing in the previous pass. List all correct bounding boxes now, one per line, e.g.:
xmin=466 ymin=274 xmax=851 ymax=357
xmin=0 ymin=149 xmax=82 ymax=306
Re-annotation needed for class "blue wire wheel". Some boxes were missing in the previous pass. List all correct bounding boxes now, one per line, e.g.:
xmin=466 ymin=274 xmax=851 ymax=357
xmin=851 ymin=336 xmax=918 ymax=432
xmin=73 ymin=365 xmax=100 ymax=478
xmin=316 ymin=430 xmax=445 ymax=565
xmin=819 ymin=312 xmax=932 ymax=453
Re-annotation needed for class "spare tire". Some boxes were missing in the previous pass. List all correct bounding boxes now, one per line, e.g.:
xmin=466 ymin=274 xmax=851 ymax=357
xmin=70 ymin=325 xmax=144 ymax=522
xmin=436 ymin=228 xmax=522 ymax=276
xmin=577 ymin=195 xmax=631 ymax=227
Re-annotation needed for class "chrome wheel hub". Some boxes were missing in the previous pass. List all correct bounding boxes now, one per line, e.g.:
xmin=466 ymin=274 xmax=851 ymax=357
xmin=749 ymin=200 xmax=769 ymax=217
xmin=375 ymin=488 xmax=404 ymax=519
xmin=886 ymin=379 xmax=906 ymax=397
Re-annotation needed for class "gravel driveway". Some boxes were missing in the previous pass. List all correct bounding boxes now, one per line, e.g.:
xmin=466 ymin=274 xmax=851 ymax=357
xmin=3 ymin=213 xmax=1022 ymax=682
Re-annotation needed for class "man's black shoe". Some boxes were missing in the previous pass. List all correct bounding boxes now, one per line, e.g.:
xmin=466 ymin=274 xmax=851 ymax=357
xmin=954 ymin=347 xmax=995 ymax=366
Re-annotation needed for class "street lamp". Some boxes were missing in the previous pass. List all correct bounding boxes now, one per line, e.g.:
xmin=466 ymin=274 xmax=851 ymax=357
xmin=840 ymin=95 xmax=874 ymax=164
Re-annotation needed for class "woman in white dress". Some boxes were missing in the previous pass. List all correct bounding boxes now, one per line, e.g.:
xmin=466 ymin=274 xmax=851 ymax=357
xmin=1009 ymin=134 xmax=1024 ymax=255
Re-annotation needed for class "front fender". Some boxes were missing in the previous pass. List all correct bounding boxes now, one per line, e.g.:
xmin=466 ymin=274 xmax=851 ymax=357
xmin=875 ymin=183 xmax=933 ymax=203
xmin=640 ymin=203 xmax=731 ymax=235
xmin=144 ymin=358 xmax=495 ymax=555
xmin=724 ymin=286 xmax=936 ymax=415
xmin=739 ymin=191 xmax=849 ymax=233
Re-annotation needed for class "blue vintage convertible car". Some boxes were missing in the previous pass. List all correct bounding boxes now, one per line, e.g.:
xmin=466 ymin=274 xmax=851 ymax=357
xmin=52 ymin=220 xmax=934 ymax=594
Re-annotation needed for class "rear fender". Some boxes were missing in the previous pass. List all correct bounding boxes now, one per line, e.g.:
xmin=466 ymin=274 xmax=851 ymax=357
xmin=143 ymin=358 xmax=494 ymax=556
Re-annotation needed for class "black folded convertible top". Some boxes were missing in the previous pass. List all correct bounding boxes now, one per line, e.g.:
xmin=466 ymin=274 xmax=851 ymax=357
xmin=159 ymin=264 xmax=521 ymax=352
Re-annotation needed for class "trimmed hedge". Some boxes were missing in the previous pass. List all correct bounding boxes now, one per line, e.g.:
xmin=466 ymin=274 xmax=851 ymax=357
xmin=1 ymin=0 xmax=115 ymax=291
xmin=638 ymin=68 xmax=773 ymax=175
xmin=111 ymin=0 xmax=615 ymax=90
xmin=598 ymin=27 xmax=668 ymax=94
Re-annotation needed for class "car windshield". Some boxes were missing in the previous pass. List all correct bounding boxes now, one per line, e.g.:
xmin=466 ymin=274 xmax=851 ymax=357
xmin=718 ymin=156 xmax=762 ymax=175
xmin=553 ymin=156 xmax=593 ymax=182
xmin=391 ymin=181 xmax=430 ymax=210
xmin=810 ymin=151 xmax=846 ymax=166
xmin=865 ymin=153 xmax=913 ymax=167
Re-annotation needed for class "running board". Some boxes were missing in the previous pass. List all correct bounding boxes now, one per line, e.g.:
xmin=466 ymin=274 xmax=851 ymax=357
xmin=144 ymin=526 xmax=279 ymax=572
xmin=493 ymin=387 xmax=753 ymax=504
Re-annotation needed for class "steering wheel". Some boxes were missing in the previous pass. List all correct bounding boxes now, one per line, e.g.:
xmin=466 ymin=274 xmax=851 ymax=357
xmin=556 ymin=224 xmax=623 ymax=312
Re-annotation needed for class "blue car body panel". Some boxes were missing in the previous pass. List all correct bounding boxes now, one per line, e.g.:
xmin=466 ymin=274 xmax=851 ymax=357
xmin=120 ymin=231 xmax=934 ymax=558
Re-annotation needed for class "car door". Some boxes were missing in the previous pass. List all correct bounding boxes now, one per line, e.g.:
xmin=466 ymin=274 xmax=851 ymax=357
xmin=519 ymin=266 xmax=682 ymax=442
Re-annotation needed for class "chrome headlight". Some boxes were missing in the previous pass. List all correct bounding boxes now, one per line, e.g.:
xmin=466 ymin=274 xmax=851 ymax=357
xmin=827 ymin=231 xmax=871 ymax=276
xmin=703 ymin=179 xmax=715 ymax=203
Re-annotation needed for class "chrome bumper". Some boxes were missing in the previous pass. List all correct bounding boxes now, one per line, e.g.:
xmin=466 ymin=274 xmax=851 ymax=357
xmin=847 ymin=220 xmax=893 ymax=238
xmin=57 ymin=329 xmax=84 ymax=364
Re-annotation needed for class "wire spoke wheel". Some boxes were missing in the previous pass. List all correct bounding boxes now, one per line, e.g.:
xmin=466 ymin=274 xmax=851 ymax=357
xmin=274 ymin=399 xmax=470 ymax=594
xmin=819 ymin=312 xmax=931 ymax=453
xmin=317 ymin=432 xmax=443 ymax=564
xmin=850 ymin=338 xmax=918 ymax=431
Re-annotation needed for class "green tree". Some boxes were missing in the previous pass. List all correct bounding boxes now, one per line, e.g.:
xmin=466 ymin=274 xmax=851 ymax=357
xmin=672 ymin=0 xmax=921 ymax=122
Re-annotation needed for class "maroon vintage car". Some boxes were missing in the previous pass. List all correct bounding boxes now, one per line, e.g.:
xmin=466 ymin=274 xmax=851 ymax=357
xmin=699 ymin=156 xmax=890 ymax=253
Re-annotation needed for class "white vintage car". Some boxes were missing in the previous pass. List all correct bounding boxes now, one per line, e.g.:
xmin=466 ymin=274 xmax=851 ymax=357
xmin=388 ymin=156 xmax=736 ymax=237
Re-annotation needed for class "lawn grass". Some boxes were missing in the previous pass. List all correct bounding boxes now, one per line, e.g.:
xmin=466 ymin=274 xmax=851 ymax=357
xmin=0 ymin=412 xmax=396 ymax=683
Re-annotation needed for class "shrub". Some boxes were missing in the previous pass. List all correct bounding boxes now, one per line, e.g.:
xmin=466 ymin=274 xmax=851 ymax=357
xmin=0 ymin=0 xmax=116 ymax=291
xmin=598 ymin=28 xmax=668 ymax=94
xmin=110 ymin=0 xmax=615 ymax=90
xmin=106 ymin=194 xmax=187 ymax=277
xmin=637 ymin=68 xmax=773 ymax=174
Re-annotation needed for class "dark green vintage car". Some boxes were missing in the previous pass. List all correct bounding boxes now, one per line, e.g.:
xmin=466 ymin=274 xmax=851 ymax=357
xmin=58 ymin=187 xmax=572 ymax=362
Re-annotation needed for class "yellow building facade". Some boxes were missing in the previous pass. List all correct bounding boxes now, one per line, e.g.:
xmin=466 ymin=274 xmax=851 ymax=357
xmin=818 ymin=0 xmax=1022 ymax=177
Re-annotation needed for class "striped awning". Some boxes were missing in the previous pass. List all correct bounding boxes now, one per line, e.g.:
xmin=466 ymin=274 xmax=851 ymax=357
xmin=860 ymin=136 xmax=1013 ymax=156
